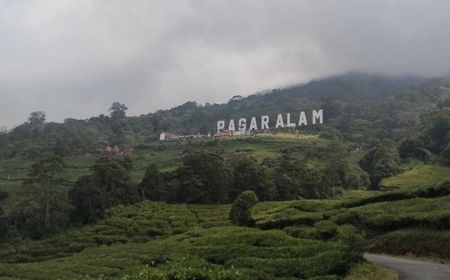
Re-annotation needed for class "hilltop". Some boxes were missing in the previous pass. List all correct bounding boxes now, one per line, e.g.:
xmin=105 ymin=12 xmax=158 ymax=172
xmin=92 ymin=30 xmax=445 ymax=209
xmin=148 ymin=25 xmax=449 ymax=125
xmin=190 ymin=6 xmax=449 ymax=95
xmin=1 ymin=72 xmax=449 ymax=160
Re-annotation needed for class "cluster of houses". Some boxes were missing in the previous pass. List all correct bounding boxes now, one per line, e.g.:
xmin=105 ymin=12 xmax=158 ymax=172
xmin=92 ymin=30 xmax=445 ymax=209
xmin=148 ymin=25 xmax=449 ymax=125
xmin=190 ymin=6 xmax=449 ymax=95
xmin=159 ymin=130 xmax=257 ymax=142
xmin=159 ymin=132 xmax=211 ymax=141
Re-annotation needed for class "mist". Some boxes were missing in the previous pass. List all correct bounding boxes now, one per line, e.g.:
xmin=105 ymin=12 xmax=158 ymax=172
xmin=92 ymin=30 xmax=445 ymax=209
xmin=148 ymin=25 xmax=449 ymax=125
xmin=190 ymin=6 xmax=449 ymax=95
xmin=1 ymin=0 xmax=450 ymax=128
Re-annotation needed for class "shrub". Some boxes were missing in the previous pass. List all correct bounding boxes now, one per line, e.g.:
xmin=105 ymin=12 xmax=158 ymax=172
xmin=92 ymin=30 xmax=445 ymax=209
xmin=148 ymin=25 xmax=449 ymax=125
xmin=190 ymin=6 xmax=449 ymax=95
xmin=314 ymin=220 xmax=338 ymax=239
xmin=229 ymin=191 xmax=259 ymax=226
xmin=336 ymin=225 xmax=367 ymax=263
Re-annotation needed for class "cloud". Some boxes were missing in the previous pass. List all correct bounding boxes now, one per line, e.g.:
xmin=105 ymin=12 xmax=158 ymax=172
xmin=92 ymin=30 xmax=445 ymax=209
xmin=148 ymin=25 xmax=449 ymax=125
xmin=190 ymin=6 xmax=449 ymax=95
xmin=1 ymin=0 xmax=450 ymax=128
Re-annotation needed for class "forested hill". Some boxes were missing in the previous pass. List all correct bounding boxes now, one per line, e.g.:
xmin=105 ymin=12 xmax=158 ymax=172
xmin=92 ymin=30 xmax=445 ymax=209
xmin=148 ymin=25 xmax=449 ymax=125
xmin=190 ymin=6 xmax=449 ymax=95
xmin=1 ymin=72 xmax=450 ymax=159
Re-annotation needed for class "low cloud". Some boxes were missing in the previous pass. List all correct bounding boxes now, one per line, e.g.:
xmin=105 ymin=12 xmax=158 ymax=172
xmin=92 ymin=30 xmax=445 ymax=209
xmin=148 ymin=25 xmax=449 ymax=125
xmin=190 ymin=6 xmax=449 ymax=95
xmin=1 ymin=0 xmax=450 ymax=128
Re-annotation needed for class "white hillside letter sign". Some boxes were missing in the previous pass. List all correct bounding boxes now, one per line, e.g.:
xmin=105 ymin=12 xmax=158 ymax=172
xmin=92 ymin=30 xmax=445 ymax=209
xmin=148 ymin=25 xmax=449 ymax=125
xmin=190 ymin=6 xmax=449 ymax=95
xmin=286 ymin=113 xmax=296 ymax=127
xmin=261 ymin=115 xmax=269 ymax=130
xmin=228 ymin=119 xmax=236 ymax=131
xmin=215 ymin=109 xmax=324 ymax=134
xmin=217 ymin=120 xmax=225 ymax=132
xmin=249 ymin=117 xmax=258 ymax=131
xmin=312 ymin=109 xmax=323 ymax=124
xmin=275 ymin=114 xmax=284 ymax=128
xmin=298 ymin=112 xmax=307 ymax=126
xmin=238 ymin=118 xmax=247 ymax=131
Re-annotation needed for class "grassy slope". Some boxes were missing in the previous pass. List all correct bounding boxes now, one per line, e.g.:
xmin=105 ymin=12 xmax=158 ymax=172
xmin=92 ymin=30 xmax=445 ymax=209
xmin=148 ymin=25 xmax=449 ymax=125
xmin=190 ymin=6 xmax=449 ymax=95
xmin=382 ymin=164 xmax=450 ymax=190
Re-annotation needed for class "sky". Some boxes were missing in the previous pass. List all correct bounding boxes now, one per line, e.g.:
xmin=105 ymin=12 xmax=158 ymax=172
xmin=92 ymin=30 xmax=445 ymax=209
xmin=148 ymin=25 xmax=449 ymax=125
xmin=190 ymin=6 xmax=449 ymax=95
xmin=1 ymin=0 xmax=450 ymax=129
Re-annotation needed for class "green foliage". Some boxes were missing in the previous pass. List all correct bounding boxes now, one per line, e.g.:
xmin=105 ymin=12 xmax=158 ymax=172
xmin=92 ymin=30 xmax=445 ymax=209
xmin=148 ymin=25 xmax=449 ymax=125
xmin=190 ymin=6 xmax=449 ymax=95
xmin=176 ymin=151 xmax=232 ymax=203
xmin=109 ymin=102 xmax=128 ymax=119
xmin=0 ymin=225 xmax=358 ymax=279
xmin=345 ymin=262 xmax=398 ymax=280
xmin=315 ymin=221 xmax=338 ymax=239
xmin=373 ymin=228 xmax=450 ymax=258
xmin=381 ymin=164 xmax=450 ymax=191
xmin=0 ymin=201 xmax=197 ymax=263
xmin=360 ymin=139 xmax=400 ymax=188
xmin=69 ymin=157 xmax=138 ymax=225
xmin=139 ymin=164 xmax=164 ymax=201
xmin=228 ymin=154 xmax=276 ymax=201
xmin=229 ymin=191 xmax=259 ymax=226
xmin=11 ymin=156 xmax=71 ymax=239
xmin=336 ymin=225 xmax=367 ymax=263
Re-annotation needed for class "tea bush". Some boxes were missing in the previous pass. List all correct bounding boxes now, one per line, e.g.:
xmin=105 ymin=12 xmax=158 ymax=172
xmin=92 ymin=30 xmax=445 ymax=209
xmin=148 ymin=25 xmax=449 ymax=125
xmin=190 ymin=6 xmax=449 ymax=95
xmin=0 ymin=226 xmax=358 ymax=280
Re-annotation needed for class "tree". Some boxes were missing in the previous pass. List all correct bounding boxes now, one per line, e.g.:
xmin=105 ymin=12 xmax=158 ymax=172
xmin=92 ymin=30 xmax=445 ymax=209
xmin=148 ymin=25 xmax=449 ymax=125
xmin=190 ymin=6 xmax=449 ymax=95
xmin=89 ymin=157 xmax=138 ymax=205
xmin=12 ymin=156 xmax=71 ymax=239
xmin=176 ymin=151 xmax=232 ymax=203
xmin=360 ymin=139 xmax=401 ymax=189
xmin=398 ymin=137 xmax=431 ymax=161
xmin=109 ymin=102 xmax=128 ymax=119
xmin=139 ymin=164 xmax=164 ymax=201
xmin=69 ymin=175 xmax=106 ymax=224
xmin=229 ymin=191 xmax=259 ymax=226
xmin=265 ymin=151 xmax=309 ymax=200
xmin=28 ymin=111 xmax=46 ymax=125
xmin=324 ymin=141 xmax=369 ymax=190
xmin=228 ymin=154 xmax=276 ymax=201
xmin=69 ymin=157 xmax=137 ymax=225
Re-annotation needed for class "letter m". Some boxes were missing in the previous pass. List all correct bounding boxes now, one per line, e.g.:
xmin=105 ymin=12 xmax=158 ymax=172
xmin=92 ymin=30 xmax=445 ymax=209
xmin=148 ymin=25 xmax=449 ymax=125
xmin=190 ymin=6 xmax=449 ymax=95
xmin=312 ymin=109 xmax=323 ymax=124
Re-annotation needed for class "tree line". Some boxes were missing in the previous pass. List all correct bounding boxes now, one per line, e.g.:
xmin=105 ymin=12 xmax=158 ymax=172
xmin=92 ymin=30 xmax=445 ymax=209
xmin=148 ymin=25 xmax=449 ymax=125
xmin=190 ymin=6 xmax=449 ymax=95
xmin=0 ymin=141 xmax=377 ymax=240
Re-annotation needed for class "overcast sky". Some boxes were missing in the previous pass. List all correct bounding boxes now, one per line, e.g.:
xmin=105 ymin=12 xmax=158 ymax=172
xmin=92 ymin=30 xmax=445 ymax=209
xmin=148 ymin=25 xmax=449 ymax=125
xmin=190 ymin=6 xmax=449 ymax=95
xmin=1 ymin=0 xmax=450 ymax=128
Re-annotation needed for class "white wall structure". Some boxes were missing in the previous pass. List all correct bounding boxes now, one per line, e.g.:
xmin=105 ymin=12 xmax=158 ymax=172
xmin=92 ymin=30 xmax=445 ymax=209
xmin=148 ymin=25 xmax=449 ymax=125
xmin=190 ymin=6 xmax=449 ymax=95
xmin=159 ymin=132 xmax=166 ymax=141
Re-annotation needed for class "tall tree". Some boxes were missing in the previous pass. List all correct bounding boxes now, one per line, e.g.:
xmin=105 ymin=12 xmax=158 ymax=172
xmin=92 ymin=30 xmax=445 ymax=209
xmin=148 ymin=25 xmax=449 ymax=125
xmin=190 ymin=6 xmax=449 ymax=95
xmin=360 ymin=139 xmax=401 ymax=189
xmin=12 ymin=156 xmax=71 ymax=239
xmin=28 ymin=111 xmax=46 ymax=125
xmin=177 ymin=151 xmax=232 ymax=203
xmin=139 ymin=164 xmax=164 ymax=201
xmin=228 ymin=154 xmax=276 ymax=201
xmin=69 ymin=157 xmax=137 ymax=225
xmin=69 ymin=175 xmax=106 ymax=225
xmin=109 ymin=102 xmax=128 ymax=119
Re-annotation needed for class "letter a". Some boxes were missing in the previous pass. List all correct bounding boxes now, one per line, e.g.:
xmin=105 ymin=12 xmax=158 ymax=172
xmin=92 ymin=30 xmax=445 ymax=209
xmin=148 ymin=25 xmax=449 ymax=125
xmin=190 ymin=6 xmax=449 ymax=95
xmin=276 ymin=114 xmax=284 ymax=128
xmin=298 ymin=112 xmax=308 ymax=126
xmin=249 ymin=117 xmax=258 ymax=131
xmin=228 ymin=119 xmax=235 ymax=131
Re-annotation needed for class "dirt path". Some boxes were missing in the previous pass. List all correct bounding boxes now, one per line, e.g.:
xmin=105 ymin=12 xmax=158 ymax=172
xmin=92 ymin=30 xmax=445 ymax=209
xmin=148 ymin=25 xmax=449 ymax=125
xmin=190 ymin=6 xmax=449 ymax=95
xmin=364 ymin=253 xmax=450 ymax=280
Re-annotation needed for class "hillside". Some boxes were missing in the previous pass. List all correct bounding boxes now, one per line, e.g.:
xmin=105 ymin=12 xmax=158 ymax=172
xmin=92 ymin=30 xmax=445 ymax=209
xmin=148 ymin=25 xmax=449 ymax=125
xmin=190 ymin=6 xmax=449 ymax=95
xmin=1 ymin=73 xmax=449 ymax=160
xmin=1 ymin=72 xmax=450 ymax=279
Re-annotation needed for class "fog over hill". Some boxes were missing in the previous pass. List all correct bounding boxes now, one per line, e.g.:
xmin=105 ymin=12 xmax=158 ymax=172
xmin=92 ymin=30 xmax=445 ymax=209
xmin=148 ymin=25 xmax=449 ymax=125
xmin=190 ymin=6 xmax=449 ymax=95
xmin=2 ymin=1 xmax=450 ymax=128
xmin=1 ymin=72 xmax=450 ymax=159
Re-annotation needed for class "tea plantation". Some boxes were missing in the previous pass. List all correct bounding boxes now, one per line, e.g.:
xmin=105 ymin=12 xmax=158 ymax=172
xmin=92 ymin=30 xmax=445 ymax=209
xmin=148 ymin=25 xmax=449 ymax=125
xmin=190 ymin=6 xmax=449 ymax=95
xmin=0 ymin=201 xmax=362 ymax=280
xmin=2 ymin=139 xmax=450 ymax=279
